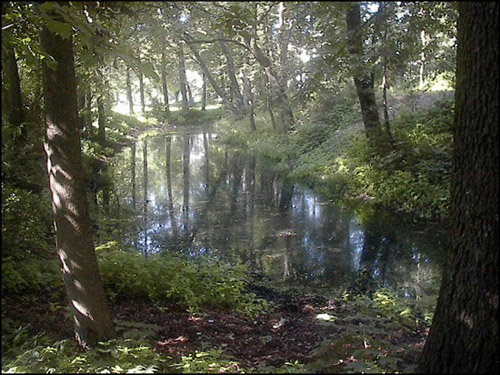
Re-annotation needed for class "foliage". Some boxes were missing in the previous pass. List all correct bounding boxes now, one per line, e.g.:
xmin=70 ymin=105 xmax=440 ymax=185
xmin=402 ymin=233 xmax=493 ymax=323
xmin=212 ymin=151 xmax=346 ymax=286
xmin=171 ymin=349 xmax=243 ymax=373
xmin=217 ymin=95 xmax=453 ymax=220
xmin=96 ymin=244 xmax=274 ymax=316
xmin=2 ymin=328 xmax=169 ymax=374
xmin=1 ymin=183 xmax=53 ymax=258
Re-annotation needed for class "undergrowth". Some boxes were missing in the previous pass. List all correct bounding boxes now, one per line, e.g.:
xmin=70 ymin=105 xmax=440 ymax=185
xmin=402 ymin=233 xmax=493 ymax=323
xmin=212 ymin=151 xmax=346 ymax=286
xmin=96 ymin=242 xmax=274 ymax=316
xmin=215 ymin=95 xmax=453 ymax=220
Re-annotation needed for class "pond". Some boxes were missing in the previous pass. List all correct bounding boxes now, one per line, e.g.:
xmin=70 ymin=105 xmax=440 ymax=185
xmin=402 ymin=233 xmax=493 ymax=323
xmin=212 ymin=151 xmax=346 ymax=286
xmin=111 ymin=125 xmax=447 ymax=298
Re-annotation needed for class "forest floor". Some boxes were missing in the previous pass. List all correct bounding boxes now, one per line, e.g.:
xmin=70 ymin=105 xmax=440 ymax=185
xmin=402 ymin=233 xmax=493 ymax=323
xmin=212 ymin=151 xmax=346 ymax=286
xmin=7 ymin=282 xmax=429 ymax=372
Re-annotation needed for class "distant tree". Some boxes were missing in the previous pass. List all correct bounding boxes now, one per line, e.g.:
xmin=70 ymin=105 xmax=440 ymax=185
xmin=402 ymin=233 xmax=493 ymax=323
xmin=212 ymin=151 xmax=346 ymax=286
xmin=345 ymin=2 xmax=390 ymax=152
xmin=39 ymin=5 xmax=116 ymax=348
xmin=1 ymin=2 xmax=26 ymax=140
xmin=417 ymin=2 xmax=498 ymax=372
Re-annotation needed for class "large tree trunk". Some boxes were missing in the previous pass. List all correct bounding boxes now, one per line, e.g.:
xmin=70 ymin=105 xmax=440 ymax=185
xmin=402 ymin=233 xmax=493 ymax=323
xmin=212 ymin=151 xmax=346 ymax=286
xmin=40 ymin=20 xmax=115 ymax=349
xmin=417 ymin=2 xmax=498 ymax=373
xmin=346 ymin=2 xmax=389 ymax=152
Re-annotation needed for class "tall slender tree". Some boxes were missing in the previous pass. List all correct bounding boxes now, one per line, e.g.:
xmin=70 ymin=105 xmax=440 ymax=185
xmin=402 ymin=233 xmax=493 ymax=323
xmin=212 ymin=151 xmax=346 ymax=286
xmin=346 ymin=2 xmax=390 ymax=152
xmin=418 ymin=2 xmax=498 ymax=372
xmin=40 ymin=6 xmax=115 ymax=348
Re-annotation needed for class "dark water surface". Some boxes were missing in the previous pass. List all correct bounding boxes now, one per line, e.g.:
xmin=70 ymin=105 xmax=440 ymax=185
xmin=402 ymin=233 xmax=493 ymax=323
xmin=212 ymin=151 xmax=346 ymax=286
xmin=112 ymin=126 xmax=446 ymax=297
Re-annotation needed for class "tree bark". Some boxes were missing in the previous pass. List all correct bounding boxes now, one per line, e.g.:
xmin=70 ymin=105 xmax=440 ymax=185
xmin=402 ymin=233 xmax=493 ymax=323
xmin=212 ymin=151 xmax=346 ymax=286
xmin=137 ymin=57 xmax=145 ymax=112
xmin=220 ymin=39 xmax=245 ymax=113
xmin=246 ymin=36 xmax=293 ymax=133
xmin=417 ymin=2 xmax=498 ymax=373
xmin=186 ymin=42 xmax=241 ymax=117
xmin=241 ymin=72 xmax=257 ymax=132
xmin=126 ymin=66 xmax=134 ymax=114
xmin=2 ymin=37 xmax=26 ymax=139
xmin=131 ymin=141 xmax=136 ymax=210
xmin=40 ymin=20 xmax=115 ymax=349
xmin=346 ymin=2 xmax=388 ymax=152
xmin=178 ymin=45 xmax=189 ymax=112
xmin=160 ymin=53 xmax=170 ymax=113
xmin=201 ymin=73 xmax=207 ymax=111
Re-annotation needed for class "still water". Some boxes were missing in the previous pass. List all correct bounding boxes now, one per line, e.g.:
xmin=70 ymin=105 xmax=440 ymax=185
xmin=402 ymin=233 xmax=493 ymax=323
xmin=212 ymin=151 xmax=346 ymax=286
xmin=112 ymin=126 xmax=446 ymax=297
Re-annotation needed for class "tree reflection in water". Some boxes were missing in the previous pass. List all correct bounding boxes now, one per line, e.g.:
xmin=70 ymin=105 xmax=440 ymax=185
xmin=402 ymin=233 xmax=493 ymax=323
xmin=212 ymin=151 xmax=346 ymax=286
xmin=113 ymin=127 xmax=446 ymax=298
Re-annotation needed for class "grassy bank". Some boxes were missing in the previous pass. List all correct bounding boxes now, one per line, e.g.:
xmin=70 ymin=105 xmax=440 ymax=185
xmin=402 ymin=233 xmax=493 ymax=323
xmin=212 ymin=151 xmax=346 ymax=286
xmin=215 ymin=92 xmax=453 ymax=221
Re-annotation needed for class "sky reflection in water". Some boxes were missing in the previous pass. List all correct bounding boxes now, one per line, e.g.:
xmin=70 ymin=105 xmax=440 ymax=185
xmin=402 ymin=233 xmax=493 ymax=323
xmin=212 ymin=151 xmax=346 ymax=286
xmin=113 ymin=127 xmax=446 ymax=298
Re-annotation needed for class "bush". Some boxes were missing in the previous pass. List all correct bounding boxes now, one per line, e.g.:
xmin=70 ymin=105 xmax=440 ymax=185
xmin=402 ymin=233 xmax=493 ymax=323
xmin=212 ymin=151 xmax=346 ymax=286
xmin=97 ymin=244 xmax=273 ymax=316
xmin=1 ymin=183 xmax=53 ymax=259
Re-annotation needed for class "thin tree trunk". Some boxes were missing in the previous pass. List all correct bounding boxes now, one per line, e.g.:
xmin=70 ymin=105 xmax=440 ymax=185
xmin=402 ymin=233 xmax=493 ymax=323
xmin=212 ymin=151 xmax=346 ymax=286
xmin=126 ymin=66 xmax=134 ymax=114
xmin=137 ymin=58 xmax=145 ymax=112
xmin=40 ymin=20 xmax=115 ymax=349
xmin=160 ymin=53 xmax=170 ymax=113
xmin=2 ymin=38 xmax=26 ymax=140
xmin=178 ymin=45 xmax=189 ymax=112
xmin=97 ymin=94 xmax=106 ymax=147
xmin=186 ymin=41 xmax=241 ymax=117
xmin=381 ymin=61 xmax=393 ymax=143
xmin=346 ymin=2 xmax=388 ymax=153
xmin=142 ymin=140 xmax=148 ymax=256
xmin=418 ymin=2 xmax=498 ymax=372
xmin=166 ymin=136 xmax=178 ymax=239
xmin=182 ymin=135 xmax=190 ymax=235
xmin=246 ymin=36 xmax=293 ymax=132
xmin=220 ymin=39 xmax=245 ymax=112
xmin=419 ymin=29 xmax=426 ymax=90
xmin=131 ymin=141 xmax=136 ymax=210
xmin=201 ymin=73 xmax=207 ymax=111
xmin=241 ymin=73 xmax=257 ymax=132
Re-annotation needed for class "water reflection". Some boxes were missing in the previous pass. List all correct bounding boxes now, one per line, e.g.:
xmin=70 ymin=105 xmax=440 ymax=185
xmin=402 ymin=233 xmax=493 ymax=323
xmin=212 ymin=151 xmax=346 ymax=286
xmin=113 ymin=127 xmax=446 ymax=296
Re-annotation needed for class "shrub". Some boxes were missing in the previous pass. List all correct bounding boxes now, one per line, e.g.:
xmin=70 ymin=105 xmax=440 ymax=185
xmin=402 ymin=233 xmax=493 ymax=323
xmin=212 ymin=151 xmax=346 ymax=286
xmin=96 ymin=244 xmax=273 ymax=316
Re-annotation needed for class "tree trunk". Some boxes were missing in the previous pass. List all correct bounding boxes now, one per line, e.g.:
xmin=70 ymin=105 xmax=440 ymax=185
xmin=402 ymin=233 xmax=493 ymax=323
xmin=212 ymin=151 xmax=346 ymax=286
xmin=220 ymin=39 xmax=245 ymax=113
xmin=246 ymin=36 xmax=293 ymax=133
xmin=2 ymin=37 xmax=26 ymax=139
xmin=131 ymin=141 xmax=136 ymax=210
xmin=142 ymin=140 xmax=148 ymax=256
xmin=346 ymin=2 xmax=388 ymax=152
xmin=137 ymin=58 xmax=145 ymax=112
xmin=277 ymin=2 xmax=294 ymax=132
xmin=40 ymin=20 xmax=115 ymax=349
xmin=126 ymin=66 xmax=134 ymax=114
xmin=165 ymin=136 xmax=178 ymax=239
xmin=178 ymin=45 xmax=189 ymax=112
xmin=160 ymin=53 xmax=170 ymax=113
xmin=201 ymin=73 xmax=207 ymax=111
xmin=417 ymin=2 xmax=498 ymax=373
xmin=186 ymin=41 xmax=241 ymax=117
xmin=97 ymin=94 xmax=106 ymax=147
xmin=241 ymin=73 xmax=257 ymax=132
xmin=419 ymin=29 xmax=426 ymax=90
